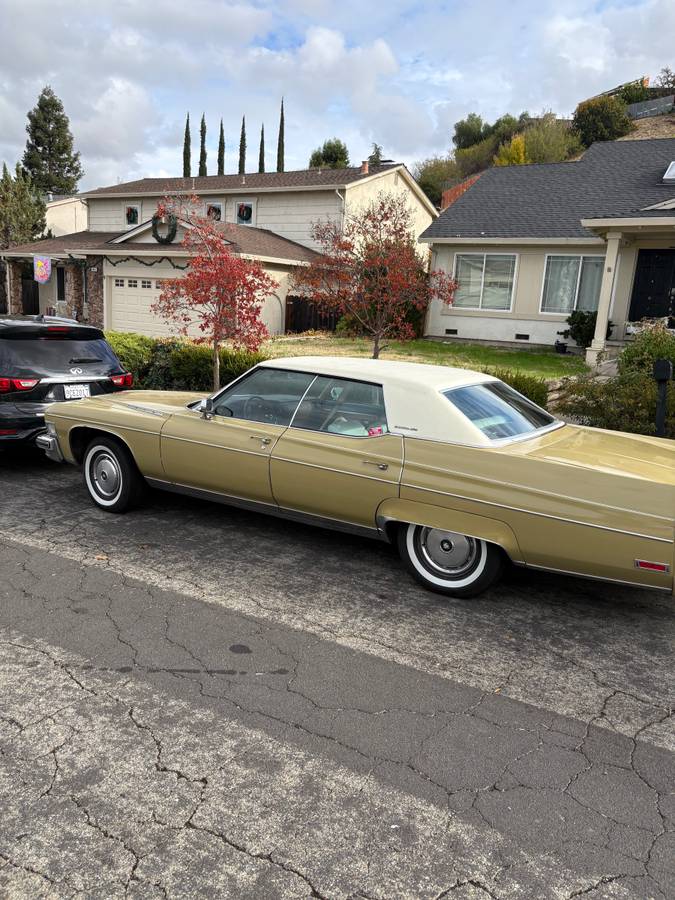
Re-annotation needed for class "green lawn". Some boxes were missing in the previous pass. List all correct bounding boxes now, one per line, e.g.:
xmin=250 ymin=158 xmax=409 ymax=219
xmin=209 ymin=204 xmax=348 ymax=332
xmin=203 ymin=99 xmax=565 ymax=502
xmin=263 ymin=334 xmax=588 ymax=381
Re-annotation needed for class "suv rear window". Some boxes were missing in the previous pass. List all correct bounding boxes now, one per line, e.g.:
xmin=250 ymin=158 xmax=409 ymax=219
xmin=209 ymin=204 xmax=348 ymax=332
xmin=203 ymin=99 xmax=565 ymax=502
xmin=0 ymin=337 xmax=122 ymax=378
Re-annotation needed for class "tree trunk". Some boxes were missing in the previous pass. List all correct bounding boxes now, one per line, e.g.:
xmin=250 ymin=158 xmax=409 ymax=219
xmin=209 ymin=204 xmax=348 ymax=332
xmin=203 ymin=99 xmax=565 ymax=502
xmin=212 ymin=340 xmax=220 ymax=393
xmin=372 ymin=333 xmax=381 ymax=359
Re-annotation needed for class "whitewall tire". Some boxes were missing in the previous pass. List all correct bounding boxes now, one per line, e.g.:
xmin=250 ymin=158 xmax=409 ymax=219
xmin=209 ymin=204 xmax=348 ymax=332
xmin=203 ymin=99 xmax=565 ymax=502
xmin=83 ymin=437 xmax=145 ymax=513
xmin=397 ymin=524 xmax=504 ymax=598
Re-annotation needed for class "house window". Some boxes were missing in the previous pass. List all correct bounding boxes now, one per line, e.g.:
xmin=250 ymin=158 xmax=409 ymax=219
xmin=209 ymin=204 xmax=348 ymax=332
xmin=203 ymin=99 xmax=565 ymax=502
xmin=540 ymin=256 xmax=604 ymax=314
xmin=125 ymin=205 xmax=140 ymax=226
xmin=57 ymin=268 xmax=66 ymax=303
xmin=206 ymin=202 xmax=222 ymax=221
xmin=127 ymin=279 xmax=138 ymax=288
xmin=453 ymin=254 xmax=516 ymax=311
xmin=236 ymin=201 xmax=254 ymax=225
xmin=141 ymin=280 xmax=152 ymax=289
xmin=155 ymin=279 xmax=166 ymax=289
xmin=114 ymin=278 xmax=124 ymax=288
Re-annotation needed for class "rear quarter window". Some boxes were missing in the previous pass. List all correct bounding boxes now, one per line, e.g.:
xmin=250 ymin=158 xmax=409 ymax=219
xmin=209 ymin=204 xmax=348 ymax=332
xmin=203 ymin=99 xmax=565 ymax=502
xmin=444 ymin=381 xmax=554 ymax=442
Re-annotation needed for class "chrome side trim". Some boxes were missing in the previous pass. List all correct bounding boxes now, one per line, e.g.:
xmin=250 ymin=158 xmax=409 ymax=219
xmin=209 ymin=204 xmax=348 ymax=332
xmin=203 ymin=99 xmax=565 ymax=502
xmin=145 ymin=478 xmax=384 ymax=540
xmin=272 ymin=454 xmax=399 ymax=485
xmin=408 ymin=485 xmax=674 ymax=544
xmin=40 ymin=376 xmax=112 ymax=385
xmin=521 ymin=562 xmax=672 ymax=593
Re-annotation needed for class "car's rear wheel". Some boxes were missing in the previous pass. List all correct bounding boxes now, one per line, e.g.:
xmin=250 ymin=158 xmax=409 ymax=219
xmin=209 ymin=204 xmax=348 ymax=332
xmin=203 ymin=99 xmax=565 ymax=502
xmin=83 ymin=436 xmax=145 ymax=513
xmin=397 ymin=523 xmax=504 ymax=598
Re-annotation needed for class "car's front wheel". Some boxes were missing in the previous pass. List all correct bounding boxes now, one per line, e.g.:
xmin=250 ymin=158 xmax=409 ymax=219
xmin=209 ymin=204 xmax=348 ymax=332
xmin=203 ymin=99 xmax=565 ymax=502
xmin=397 ymin=523 xmax=504 ymax=598
xmin=83 ymin=436 xmax=145 ymax=513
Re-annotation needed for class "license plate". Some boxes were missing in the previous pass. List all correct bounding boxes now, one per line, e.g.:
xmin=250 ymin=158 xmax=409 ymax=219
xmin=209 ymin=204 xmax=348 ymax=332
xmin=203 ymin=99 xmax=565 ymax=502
xmin=63 ymin=384 xmax=91 ymax=400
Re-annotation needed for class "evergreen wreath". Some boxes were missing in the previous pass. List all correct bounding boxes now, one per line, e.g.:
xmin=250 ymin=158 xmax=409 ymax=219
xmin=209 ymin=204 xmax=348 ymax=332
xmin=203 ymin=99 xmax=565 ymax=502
xmin=152 ymin=213 xmax=178 ymax=244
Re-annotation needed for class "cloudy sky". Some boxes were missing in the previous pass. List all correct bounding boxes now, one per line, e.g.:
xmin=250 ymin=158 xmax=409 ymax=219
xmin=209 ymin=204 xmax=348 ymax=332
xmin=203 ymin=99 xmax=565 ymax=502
xmin=1 ymin=0 xmax=673 ymax=190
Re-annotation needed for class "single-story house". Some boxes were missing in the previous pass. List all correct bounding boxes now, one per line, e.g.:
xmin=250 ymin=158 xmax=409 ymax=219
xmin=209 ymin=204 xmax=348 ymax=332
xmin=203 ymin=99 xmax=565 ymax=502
xmin=1 ymin=162 xmax=435 ymax=335
xmin=421 ymin=138 xmax=675 ymax=364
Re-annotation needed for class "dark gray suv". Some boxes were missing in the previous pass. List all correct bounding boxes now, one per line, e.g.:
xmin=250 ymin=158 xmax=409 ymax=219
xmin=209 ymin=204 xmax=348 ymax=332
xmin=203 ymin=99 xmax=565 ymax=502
xmin=0 ymin=315 xmax=132 ymax=447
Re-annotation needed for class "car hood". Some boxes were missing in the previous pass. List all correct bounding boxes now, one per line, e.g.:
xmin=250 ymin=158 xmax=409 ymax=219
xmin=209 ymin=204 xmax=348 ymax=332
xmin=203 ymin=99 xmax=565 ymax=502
xmin=512 ymin=424 xmax=675 ymax=486
xmin=70 ymin=390 xmax=205 ymax=417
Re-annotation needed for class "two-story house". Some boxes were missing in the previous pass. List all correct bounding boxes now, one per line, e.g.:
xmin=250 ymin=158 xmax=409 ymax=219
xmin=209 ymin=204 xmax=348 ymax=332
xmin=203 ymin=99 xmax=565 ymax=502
xmin=2 ymin=163 xmax=435 ymax=335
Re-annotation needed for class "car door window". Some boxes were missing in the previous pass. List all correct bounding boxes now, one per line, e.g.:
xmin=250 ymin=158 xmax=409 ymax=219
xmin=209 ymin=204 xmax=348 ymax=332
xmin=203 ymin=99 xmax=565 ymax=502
xmin=290 ymin=376 xmax=388 ymax=437
xmin=213 ymin=368 xmax=315 ymax=426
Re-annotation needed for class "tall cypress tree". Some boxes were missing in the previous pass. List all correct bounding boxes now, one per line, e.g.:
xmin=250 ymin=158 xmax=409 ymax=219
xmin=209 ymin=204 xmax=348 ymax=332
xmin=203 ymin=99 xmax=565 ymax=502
xmin=238 ymin=116 xmax=246 ymax=175
xmin=22 ymin=86 xmax=83 ymax=195
xmin=199 ymin=114 xmax=207 ymax=176
xmin=276 ymin=98 xmax=285 ymax=173
xmin=258 ymin=124 xmax=265 ymax=174
xmin=217 ymin=119 xmax=225 ymax=176
xmin=183 ymin=113 xmax=191 ymax=177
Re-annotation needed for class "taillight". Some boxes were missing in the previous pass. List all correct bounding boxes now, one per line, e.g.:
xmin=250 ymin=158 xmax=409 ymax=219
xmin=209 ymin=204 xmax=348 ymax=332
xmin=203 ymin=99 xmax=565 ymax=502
xmin=47 ymin=326 xmax=69 ymax=333
xmin=0 ymin=377 xmax=39 ymax=392
xmin=111 ymin=373 xmax=133 ymax=388
xmin=0 ymin=429 xmax=18 ymax=435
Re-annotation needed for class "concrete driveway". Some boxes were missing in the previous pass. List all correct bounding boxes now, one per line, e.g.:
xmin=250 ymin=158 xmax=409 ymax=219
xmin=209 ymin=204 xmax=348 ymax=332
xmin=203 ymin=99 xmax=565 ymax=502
xmin=0 ymin=450 xmax=673 ymax=899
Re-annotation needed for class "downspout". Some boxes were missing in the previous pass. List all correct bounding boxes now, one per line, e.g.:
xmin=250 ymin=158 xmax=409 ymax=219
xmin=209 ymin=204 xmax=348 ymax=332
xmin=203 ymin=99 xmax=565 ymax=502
xmin=334 ymin=189 xmax=345 ymax=231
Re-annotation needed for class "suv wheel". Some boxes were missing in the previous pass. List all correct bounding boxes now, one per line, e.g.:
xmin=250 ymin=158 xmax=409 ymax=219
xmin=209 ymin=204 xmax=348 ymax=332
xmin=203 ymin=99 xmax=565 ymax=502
xmin=83 ymin=436 xmax=145 ymax=513
xmin=397 ymin=523 xmax=504 ymax=598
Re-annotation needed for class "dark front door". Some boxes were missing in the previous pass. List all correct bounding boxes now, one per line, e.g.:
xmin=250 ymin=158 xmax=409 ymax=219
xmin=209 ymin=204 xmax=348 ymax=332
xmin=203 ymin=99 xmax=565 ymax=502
xmin=21 ymin=278 xmax=39 ymax=315
xmin=628 ymin=249 xmax=675 ymax=326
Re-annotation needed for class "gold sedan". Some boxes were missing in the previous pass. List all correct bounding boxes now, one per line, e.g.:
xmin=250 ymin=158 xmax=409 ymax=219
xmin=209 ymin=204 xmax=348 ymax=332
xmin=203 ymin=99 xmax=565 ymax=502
xmin=37 ymin=356 xmax=675 ymax=599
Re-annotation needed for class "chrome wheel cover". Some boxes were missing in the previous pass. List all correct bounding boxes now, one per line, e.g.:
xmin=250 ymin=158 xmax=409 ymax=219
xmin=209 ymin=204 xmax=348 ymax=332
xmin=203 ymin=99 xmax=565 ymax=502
xmin=416 ymin=528 xmax=479 ymax=579
xmin=90 ymin=451 xmax=121 ymax=499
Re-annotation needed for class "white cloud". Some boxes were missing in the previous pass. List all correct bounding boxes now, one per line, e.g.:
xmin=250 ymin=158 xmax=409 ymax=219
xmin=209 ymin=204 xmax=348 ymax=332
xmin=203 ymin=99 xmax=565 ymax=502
xmin=0 ymin=0 xmax=672 ymax=188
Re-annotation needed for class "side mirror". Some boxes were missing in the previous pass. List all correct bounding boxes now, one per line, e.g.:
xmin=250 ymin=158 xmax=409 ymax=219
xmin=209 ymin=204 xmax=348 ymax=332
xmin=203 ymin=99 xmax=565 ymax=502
xmin=201 ymin=398 xmax=214 ymax=420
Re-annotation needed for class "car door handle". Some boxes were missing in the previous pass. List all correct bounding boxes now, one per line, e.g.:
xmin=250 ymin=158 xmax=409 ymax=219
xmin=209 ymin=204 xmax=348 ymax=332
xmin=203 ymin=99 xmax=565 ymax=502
xmin=251 ymin=436 xmax=272 ymax=445
xmin=363 ymin=460 xmax=389 ymax=471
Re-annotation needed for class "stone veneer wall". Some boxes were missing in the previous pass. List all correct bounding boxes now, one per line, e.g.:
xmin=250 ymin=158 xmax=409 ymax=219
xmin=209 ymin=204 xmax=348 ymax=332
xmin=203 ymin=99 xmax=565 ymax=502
xmin=6 ymin=261 xmax=24 ymax=314
xmin=85 ymin=257 xmax=104 ymax=327
xmin=64 ymin=264 xmax=83 ymax=319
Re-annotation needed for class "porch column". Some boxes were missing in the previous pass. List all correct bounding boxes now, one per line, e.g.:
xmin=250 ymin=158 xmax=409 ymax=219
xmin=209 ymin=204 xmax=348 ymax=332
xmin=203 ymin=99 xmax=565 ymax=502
xmin=586 ymin=232 xmax=622 ymax=368
xmin=6 ymin=260 xmax=24 ymax=315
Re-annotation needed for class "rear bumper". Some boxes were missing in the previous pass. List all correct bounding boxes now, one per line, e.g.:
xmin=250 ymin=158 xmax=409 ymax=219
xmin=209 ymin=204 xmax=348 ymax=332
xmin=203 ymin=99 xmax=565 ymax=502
xmin=35 ymin=431 xmax=64 ymax=463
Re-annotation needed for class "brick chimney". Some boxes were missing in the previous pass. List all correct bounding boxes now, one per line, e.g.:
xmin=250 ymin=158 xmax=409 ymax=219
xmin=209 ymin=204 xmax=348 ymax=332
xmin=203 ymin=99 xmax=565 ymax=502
xmin=360 ymin=160 xmax=369 ymax=175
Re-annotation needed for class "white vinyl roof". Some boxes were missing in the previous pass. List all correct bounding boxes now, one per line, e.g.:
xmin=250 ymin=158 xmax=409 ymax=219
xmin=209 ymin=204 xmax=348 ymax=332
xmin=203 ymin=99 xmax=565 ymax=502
xmin=260 ymin=356 xmax=500 ymax=445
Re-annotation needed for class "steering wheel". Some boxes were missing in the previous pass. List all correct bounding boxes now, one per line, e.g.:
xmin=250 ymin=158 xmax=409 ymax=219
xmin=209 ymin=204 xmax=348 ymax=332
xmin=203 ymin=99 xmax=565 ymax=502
xmin=243 ymin=395 xmax=271 ymax=421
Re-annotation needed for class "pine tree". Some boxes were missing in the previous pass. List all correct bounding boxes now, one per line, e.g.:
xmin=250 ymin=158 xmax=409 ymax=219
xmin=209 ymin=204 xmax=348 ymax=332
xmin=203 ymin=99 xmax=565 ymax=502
xmin=276 ymin=98 xmax=285 ymax=173
xmin=22 ymin=86 xmax=83 ymax=195
xmin=217 ymin=119 xmax=225 ymax=176
xmin=0 ymin=164 xmax=46 ymax=249
xmin=258 ymin=124 xmax=265 ymax=174
xmin=368 ymin=143 xmax=384 ymax=165
xmin=183 ymin=113 xmax=191 ymax=177
xmin=199 ymin=114 xmax=207 ymax=177
xmin=238 ymin=116 xmax=246 ymax=175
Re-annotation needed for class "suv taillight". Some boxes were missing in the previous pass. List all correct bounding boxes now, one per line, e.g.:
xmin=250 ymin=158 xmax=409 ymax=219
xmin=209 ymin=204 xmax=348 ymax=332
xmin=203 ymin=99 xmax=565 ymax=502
xmin=110 ymin=373 xmax=133 ymax=388
xmin=0 ymin=377 xmax=39 ymax=393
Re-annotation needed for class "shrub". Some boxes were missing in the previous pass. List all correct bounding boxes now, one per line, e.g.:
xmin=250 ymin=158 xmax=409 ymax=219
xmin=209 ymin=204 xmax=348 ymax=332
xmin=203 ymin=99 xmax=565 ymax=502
xmin=105 ymin=331 xmax=155 ymax=383
xmin=494 ymin=134 xmax=528 ymax=167
xmin=617 ymin=81 xmax=649 ymax=105
xmin=572 ymin=96 xmax=633 ymax=147
xmin=556 ymin=371 xmax=675 ymax=439
xmin=105 ymin=332 xmax=268 ymax=391
xmin=455 ymin=134 xmax=500 ymax=177
xmin=412 ymin=155 xmax=460 ymax=206
xmin=523 ymin=115 xmax=582 ymax=164
xmin=618 ymin=320 xmax=675 ymax=376
xmin=483 ymin=367 xmax=549 ymax=408
xmin=561 ymin=311 xmax=613 ymax=349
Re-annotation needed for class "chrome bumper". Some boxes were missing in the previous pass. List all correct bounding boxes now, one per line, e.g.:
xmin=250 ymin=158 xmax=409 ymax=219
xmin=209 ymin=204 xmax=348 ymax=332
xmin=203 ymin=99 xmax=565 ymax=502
xmin=36 ymin=432 xmax=64 ymax=463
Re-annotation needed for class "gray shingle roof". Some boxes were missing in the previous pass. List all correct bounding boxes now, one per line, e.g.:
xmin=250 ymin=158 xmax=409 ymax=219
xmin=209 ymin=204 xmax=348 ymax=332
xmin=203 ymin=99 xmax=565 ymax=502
xmin=81 ymin=164 xmax=399 ymax=197
xmin=421 ymin=138 xmax=675 ymax=241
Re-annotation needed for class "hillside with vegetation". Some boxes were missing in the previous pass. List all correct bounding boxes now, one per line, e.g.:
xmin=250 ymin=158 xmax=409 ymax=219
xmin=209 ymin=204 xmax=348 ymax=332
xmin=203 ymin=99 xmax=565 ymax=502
xmin=415 ymin=67 xmax=675 ymax=206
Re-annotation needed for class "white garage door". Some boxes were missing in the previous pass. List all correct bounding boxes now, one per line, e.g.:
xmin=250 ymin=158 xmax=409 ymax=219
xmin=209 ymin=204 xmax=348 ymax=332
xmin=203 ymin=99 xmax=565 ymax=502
xmin=110 ymin=276 xmax=173 ymax=337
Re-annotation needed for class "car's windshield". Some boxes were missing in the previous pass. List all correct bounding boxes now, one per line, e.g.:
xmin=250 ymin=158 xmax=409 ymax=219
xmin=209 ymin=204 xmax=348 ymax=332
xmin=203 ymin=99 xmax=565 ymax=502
xmin=0 ymin=337 xmax=122 ymax=378
xmin=443 ymin=381 xmax=555 ymax=442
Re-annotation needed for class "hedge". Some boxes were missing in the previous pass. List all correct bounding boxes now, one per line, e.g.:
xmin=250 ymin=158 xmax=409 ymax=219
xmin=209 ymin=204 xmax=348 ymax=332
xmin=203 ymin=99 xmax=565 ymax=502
xmin=105 ymin=332 xmax=268 ymax=392
xmin=483 ymin=367 xmax=549 ymax=408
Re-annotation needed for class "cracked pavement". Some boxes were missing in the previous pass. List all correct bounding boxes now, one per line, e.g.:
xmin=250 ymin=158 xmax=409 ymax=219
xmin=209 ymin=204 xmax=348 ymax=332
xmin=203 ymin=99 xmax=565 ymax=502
xmin=0 ymin=450 xmax=673 ymax=898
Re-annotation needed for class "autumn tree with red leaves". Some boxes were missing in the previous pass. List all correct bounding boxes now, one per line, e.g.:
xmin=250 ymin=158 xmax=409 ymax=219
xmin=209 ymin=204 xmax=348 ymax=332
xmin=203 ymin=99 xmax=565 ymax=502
xmin=292 ymin=193 xmax=457 ymax=358
xmin=151 ymin=197 xmax=277 ymax=391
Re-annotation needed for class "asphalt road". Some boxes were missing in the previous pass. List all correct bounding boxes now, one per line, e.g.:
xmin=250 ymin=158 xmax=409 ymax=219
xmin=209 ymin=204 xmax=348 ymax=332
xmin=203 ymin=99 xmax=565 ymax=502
xmin=0 ymin=449 xmax=673 ymax=899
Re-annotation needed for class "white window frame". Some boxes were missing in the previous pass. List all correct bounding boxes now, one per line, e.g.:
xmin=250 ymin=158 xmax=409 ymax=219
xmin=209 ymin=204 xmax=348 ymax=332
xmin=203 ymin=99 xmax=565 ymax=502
xmin=127 ymin=278 xmax=138 ymax=288
xmin=234 ymin=198 xmax=256 ymax=226
xmin=451 ymin=252 xmax=518 ymax=313
xmin=141 ymin=279 xmax=152 ymax=289
xmin=114 ymin=278 xmax=124 ymax=288
xmin=205 ymin=200 xmax=223 ymax=221
xmin=123 ymin=202 xmax=141 ymax=229
xmin=538 ymin=253 xmax=606 ymax=316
